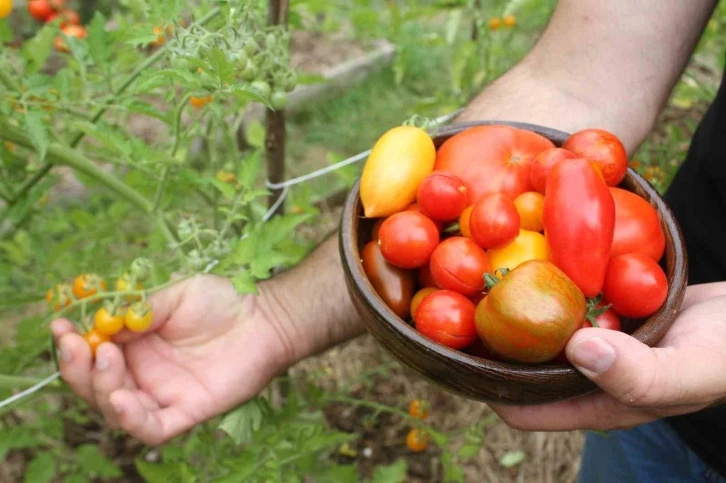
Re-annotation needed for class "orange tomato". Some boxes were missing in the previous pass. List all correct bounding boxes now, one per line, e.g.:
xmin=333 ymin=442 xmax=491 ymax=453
xmin=487 ymin=229 xmax=548 ymax=274
xmin=94 ymin=307 xmax=125 ymax=336
xmin=459 ymin=205 xmax=473 ymax=238
xmin=72 ymin=273 xmax=106 ymax=299
xmin=513 ymin=192 xmax=544 ymax=232
xmin=488 ymin=17 xmax=501 ymax=30
xmin=54 ymin=24 xmax=87 ymax=53
xmin=190 ymin=95 xmax=213 ymax=108
xmin=408 ymin=399 xmax=431 ymax=420
xmin=410 ymin=287 xmax=437 ymax=321
xmin=503 ymin=15 xmax=516 ymax=27
xmin=406 ymin=428 xmax=430 ymax=452
xmin=83 ymin=329 xmax=110 ymax=357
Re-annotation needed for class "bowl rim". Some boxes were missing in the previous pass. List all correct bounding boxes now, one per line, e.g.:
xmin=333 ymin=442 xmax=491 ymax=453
xmin=339 ymin=120 xmax=688 ymax=379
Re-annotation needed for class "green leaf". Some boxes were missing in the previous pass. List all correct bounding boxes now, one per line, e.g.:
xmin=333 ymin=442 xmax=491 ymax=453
xmin=296 ymin=73 xmax=327 ymax=85
xmin=445 ymin=9 xmax=463 ymax=44
xmin=451 ymin=41 xmax=477 ymax=92
xmin=0 ymin=427 xmax=41 ymax=461
xmin=317 ymin=465 xmax=359 ymax=483
xmin=218 ymin=398 xmax=266 ymax=444
xmin=63 ymin=474 xmax=89 ymax=483
xmin=457 ymin=443 xmax=482 ymax=460
xmin=249 ymin=250 xmax=295 ymax=279
xmin=206 ymin=46 xmax=236 ymax=85
xmin=21 ymin=25 xmax=55 ymax=73
xmin=76 ymin=444 xmax=122 ymax=478
xmin=372 ymin=459 xmax=407 ymax=483
xmin=442 ymin=456 xmax=465 ymax=483
xmin=87 ymin=13 xmax=112 ymax=66
xmin=24 ymin=111 xmax=49 ymax=161
xmin=0 ymin=19 xmax=12 ymax=42
xmin=24 ymin=451 xmax=56 ymax=483
xmin=238 ymin=151 xmax=262 ymax=190
xmin=245 ymin=121 xmax=266 ymax=149
xmin=499 ymin=450 xmax=526 ymax=468
xmin=135 ymin=460 xmax=185 ymax=483
xmin=209 ymin=178 xmax=237 ymax=199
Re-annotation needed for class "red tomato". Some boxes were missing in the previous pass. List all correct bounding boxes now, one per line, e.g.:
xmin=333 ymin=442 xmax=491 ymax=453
xmin=543 ymin=158 xmax=615 ymax=297
xmin=469 ymin=193 xmax=520 ymax=249
xmin=529 ymin=148 xmax=576 ymax=194
xmin=361 ymin=241 xmax=416 ymax=319
xmin=609 ymin=187 xmax=665 ymax=262
xmin=378 ymin=211 xmax=440 ymax=269
xmin=416 ymin=172 xmax=468 ymax=222
xmin=405 ymin=203 xmax=444 ymax=233
xmin=28 ymin=0 xmax=54 ymax=21
xmin=429 ymin=237 xmax=491 ymax=296
xmin=410 ymin=287 xmax=438 ymax=322
xmin=583 ymin=301 xmax=622 ymax=331
xmin=562 ymin=128 xmax=628 ymax=186
xmin=414 ymin=290 xmax=478 ymax=349
xmin=602 ymin=253 xmax=668 ymax=318
xmin=418 ymin=263 xmax=438 ymax=288
xmin=435 ymin=125 xmax=554 ymax=203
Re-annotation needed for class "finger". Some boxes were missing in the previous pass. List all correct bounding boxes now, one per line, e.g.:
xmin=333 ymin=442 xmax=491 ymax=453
xmin=56 ymin=332 xmax=95 ymax=406
xmin=680 ymin=282 xmax=726 ymax=311
xmin=109 ymin=390 xmax=196 ymax=446
xmin=50 ymin=318 xmax=77 ymax=340
xmin=91 ymin=343 xmax=128 ymax=429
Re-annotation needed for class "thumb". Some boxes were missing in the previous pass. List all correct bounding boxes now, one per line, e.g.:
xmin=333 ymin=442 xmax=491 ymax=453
xmin=565 ymin=328 xmax=724 ymax=408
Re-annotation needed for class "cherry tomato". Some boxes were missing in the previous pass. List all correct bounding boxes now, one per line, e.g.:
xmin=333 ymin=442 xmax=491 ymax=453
xmin=475 ymin=260 xmax=586 ymax=363
xmin=418 ymin=263 xmax=437 ymax=288
xmin=270 ymin=91 xmax=288 ymax=110
xmin=49 ymin=0 xmax=65 ymax=10
xmin=562 ymin=128 xmax=628 ymax=187
xmin=124 ymin=302 xmax=154 ymax=332
xmin=190 ymin=95 xmax=213 ymax=109
xmin=46 ymin=283 xmax=73 ymax=311
xmin=378 ymin=211 xmax=440 ymax=269
xmin=583 ymin=301 xmax=622 ymax=330
xmin=58 ymin=9 xmax=79 ymax=26
xmin=116 ymin=273 xmax=143 ymax=302
xmin=0 ymin=0 xmax=11 ymax=19
xmin=405 ymin=203 xmax=443 ymax=233
xmin=609 ymin=187 xmax=665 ymax=262
xmin=83 ymin=329 xmax=110 ymax=357
xmin=429 ymin=237 xmax=490 ymax=296
xmin=362 ymin=241 xmax=416 ymax=319
xmin=435 ymin=125 xmax=554 ymax=203
xmin=361 ymin=126 xmax=436 ymax=218
xmin=416 ymin=172 xmax=468 ymax=222
xmin=503 ymin=15 xmax=516 ymax=27
xmin=529 ymin=148 xmax=576 ymax=195
xmin=94 ymin=307 xmax=125 ymax=336
xmin=459 ymin=205 xmax=473 ymax=238
xmin=543 ymin=158 xmax=615 ymax=298
xmin=72 ymin=273 xmax=106 ymax=299
xmin=410 ymin=287 xmax=437 ymax=321
xmin=602 ymin=253 xmax=668 ymax=318
xmin=488 ymin=17 xmax=501 ymax=30
xmin=488 ymin=229 xmax=548 ymax=274
xmin=28 ymin=0 xmax=53 ymax=21
xmin=414 ymin=290 xmax=478 ymax=349
xmin=406 ymin=428 xmax=430 ymax=452
xmin=469 ymin=193 xmax=520 ymax=249
xmin=54 ymin=24 xmax=87 ymax=53
xmin=408 ymin=400 xmax=431 ymax=420
xmin=513 ymin=191 xmax=544 ymax=232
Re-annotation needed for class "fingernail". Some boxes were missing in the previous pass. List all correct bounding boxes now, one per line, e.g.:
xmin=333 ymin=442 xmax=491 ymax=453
xmin=59 ymin=342 xmax=72 ymax=363
xmin=568 ymin=337 xmax=616 ymax=374
xmin=96 ymin=346 xmax=109 ymax=371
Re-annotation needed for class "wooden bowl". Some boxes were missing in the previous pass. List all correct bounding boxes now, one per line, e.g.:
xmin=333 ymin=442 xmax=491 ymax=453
xmin=339 ymin=120 xmax=688 ymax=405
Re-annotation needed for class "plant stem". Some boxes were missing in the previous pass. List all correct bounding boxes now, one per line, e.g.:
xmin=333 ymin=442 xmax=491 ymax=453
xmin=0 ymin=374 xmax=53 ymax=389
xmin=0 ymin=69 xmax=21 ymax=92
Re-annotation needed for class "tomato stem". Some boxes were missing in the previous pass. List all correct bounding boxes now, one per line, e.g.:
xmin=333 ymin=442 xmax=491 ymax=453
xmin=483 ymin=272 xmax=500 ymax=290
xmin=443 ymin=223 xmax=460 ymax=234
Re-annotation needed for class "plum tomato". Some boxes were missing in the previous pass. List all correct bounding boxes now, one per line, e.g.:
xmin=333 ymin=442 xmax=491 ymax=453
xmin=362 ymin=241 xmax=416 ymax=319
xmin=429 ymin=237 xmax=490 ymax=296
xmin=529 ymin=148 xmax=576 ymax=194
xmin=416 ymin=172 xmax=468 ymax=222
xmin=487 ymin=229 xmax=548 ymax=274
xmin=459 ymin=205 xmax=473 ymax=238
xmin=469 ymin=193 xmax=520 ymax=249
xmin=378 ymin=211 xmax=440 ymax=269
xmin=410 ymin=287 xmax=438 ymax=321
xmin=513 ymin=191 xmax=544 ymax=232
xmin=414 ymin=290 xmax=478 ymax=349
xmin=562 ymin=128 xmax=628 ymax=186
xmin=609 ymin=187 xmax=665 ymax=262
xmin=602 ymin=253 xmax=668 ymax=318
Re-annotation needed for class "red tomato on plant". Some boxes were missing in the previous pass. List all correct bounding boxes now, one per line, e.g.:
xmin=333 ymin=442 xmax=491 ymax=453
xmin=378 ymin=211 xmax=440 ymax=269
xmin=28 ymin=0 xmax=54 ymax=21
xmin=603 ymin=253 xmax=668 ymax=318
xmin=414 ymin=290 xmax=478 ymax=349
xmin=362 ymin=241 xmax=416 ymax=320
xmin=429 ymin=237 xmax=490 ymax=296
xmin=434 ymin=125 xmax=554 ymax=203
xmin=543 ymin=158 xmax=615 ymax=297
xmin=562 ymin=128 xmax=628 ymax=186
xmin=416 ymin=172 xmax=468 ymax=222
xmin=469 ymin=193 xmax=520 ymax=249
xmin=529 ymin=148 xmax=576 ymax=194
xmin=609 ymin=187 xmax=665 ymax=262
xmin=475 ymin=260 xmax=586 ymax=363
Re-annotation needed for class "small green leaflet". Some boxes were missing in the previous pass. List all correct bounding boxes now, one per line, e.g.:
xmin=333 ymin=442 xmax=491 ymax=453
xmin=87 ymin=13 xmax=112 ymax=66
xmin=218 ymin=398 xmax=266 ymax=445
xmin=0 ymin=427 xmax=41 ymax=461
xmin=75 ymin=444 xmax=122 ymax=478
xmin=24 ymin=111 xmax=50 ymax=161
xmin=24 ymin=452 xmax=56 ymax=483
xmin=372 ymin=459 xmax=407 ymax=483
xmin=499 ymin=450 xmax=526 ymax=468
xmin=135 ymin=460 xmax=192 ymax=483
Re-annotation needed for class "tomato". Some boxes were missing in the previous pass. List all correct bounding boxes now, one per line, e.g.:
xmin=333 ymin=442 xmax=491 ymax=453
xmin=270 ymin=91 xmax=288 ymax=110
xmin=83 ymin=329 xmax=110 ymax=357
xmin=475 ymin=260 xmax=586 ymax=363
xmin=408 ymin=400 xmax=430 ymax=420
xmin=503 ymin=15 xmax=516 ymax=27
xmin=488 ymin=229 xmax=548 ymax=274
xmin=361 ymin=126 xmax=436 ymax=218
xmin=378 ymin=211 xmax=440 ymax=269
xmin=49 ymin=0 xmax=65 ymax=10
xmin=45 ymin=12 xmax=57 ymax=22
xmin=469 ymin=291 xmax=486 ymax=306
xmin=543 ymin=158 xmax=615 ymax=298
xmin=602 ymin=253 xmax=668 ymax=318
xmin=362 ymin=241 xmax=416 ymax=319
xmin=529 ymin=148 xmax=576 ymax=195
xmin=54 ymin=24 xmax=87 ymax=52
xmin=116 ymin=273 xmax=143 ymax=302
xmin=513 ymin=191 xmax=544 ymax=232
xmin=562 ymin=128 xmax=628 ymax=187
xmin=418 ymin=263 xmax=437 ymax=288
xmin=488 ymin=17 xmax=501 ymax=30
xmin=459 ymin=205 xmax=473 ymax=238
xmin=406 ymin=428 xmax=430 ymax=452
xmin=251 ymin=80 xmax=272 ymax=99
xmin=57 ymin=9 xmax=79 ymax=26
xmin=150 ymin=26 xmax=165 ymax=46
xmin=416 ymin=172 xmax=468 ymax=222
xmin=410 ymin=287 xmax=437 ymax=321
xmin=609 ymin=187 xmax=665 ymax=261
xmin=429 ymin=237 xmax=490 ymax=296
xmin=435 ymin=125 xmax=554 ymax=203
xmin=124 ymin=302 xmax=154 ymax=332
xmin=404 ymin=203 xmax=443 ymax=232
xmin=414 ymin=290 xmax=478 ymax=349
xmin=190 ymin=95 xmax=213 ymax=109
xmin=583 ymin=300 xmax=621 ymax=331
xmin=0 ymin=0 xmax=11 ymax=19
xmin=94 ymin=307 xmax=125 ymax=336
xmin=72 ymin=273 xmax=106 ymax=299
xmin=371 ymin=218 xmax=385 ymax=241
xmin=28 ymin=0 xmax=53 ymax=21
xmin=469 ymin=193 xmax=520 ymax=249
xmin=46 ymin=283 xmax=73 ymax=311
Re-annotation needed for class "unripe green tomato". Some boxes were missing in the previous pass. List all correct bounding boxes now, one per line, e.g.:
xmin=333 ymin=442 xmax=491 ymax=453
xmin=270 ymin=91 xmax=288 ymax=110
xmin=284 ymin=72 xmax=298 ymax=92
xmin=244 ymin=40 xmax=258 ymax=56
xmin=251 ymin=80 xmax=271 ymax=99
xmin=242 ymin=61 xmax=258 ymax=82
xmin=130 ymin=257 xmax=153 ymax=282
xmin=171 ymin=57 xmax=189 ymax=71
xmin=236 ymin=50 xmax=248 ymax=67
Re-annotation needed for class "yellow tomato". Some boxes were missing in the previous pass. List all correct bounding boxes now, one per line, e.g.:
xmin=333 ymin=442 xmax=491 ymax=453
xmin=0 ymin=0 xmax=12 ymax=19
xmin=513 ymin=192 xmax=544 ymax=232
xmin=94 ymin=307 xmax=125 ymax=336
xmin=488 ymin=229 xmax=548 ymax=274
xmin=410 ymin=287 xmax=437 ymax=321
xmin=459 ymin=205 xmax=473 ymax=238
xmin=360 ymin=126 xmax=435 ymax=218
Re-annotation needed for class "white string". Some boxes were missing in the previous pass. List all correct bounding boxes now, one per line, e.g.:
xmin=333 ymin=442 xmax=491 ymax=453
xmin=0 ymin=371 xmax=61 ymax=410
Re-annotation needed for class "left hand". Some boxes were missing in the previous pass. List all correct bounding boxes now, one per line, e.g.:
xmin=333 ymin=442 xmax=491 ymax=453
xmin=490 ymin=282 xmax=726 ymax=431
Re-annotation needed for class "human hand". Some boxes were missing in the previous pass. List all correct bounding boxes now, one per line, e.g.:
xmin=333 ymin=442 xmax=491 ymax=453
xmin=51 ymin=275 xmax=295 ymax=445
xmin=490 ymin=282 xmax=726 ymax=431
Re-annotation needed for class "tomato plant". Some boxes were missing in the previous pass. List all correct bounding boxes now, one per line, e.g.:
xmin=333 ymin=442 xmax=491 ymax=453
xmin=362 ymin=241 xmax=416 ymax=319
xmin=609 ymin=187 xmax=665 ymax=261
xmin=378 ymin=211 xmax=440 ymax=269
xmin=603 ymin=253 xmax=668 ymax=318
xmin=562 ymin=128 xmax=628 ymax=187
xmin=414 ymin=290 xmax=478 ymax=349
xmin=416 ymin=172 xmax=468 ymax=222
xmin=469 ymin=193 xmax=520 ymax=249
xmin=429 ymin=237 xmax=490 ymax=296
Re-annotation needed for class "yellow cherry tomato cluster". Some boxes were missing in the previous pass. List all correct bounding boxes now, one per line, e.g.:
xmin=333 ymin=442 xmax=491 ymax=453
xmin=488 ymin=15 xmax=516 ymax=31
xmin=405 ymin=399 xmax=431 ymax=452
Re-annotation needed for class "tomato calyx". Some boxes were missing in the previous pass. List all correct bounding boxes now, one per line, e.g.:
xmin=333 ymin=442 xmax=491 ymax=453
xmin=483 ymin=268 xmax=510 ymax=290
xmin=584 ymin=294 xmax=612 ymax=328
